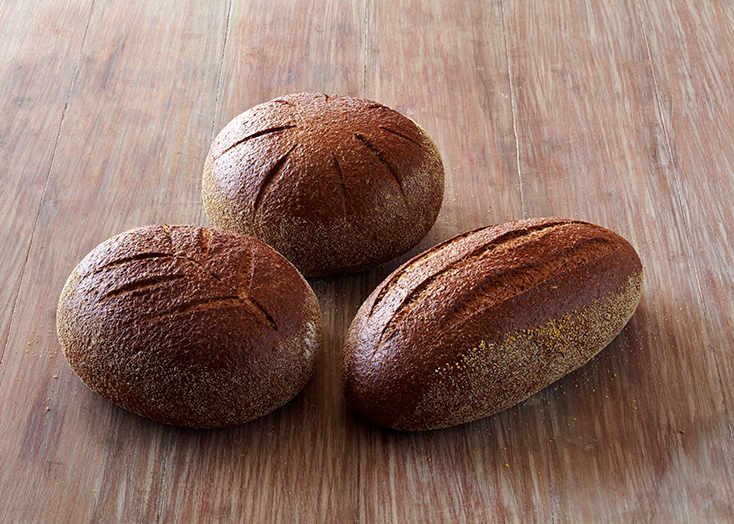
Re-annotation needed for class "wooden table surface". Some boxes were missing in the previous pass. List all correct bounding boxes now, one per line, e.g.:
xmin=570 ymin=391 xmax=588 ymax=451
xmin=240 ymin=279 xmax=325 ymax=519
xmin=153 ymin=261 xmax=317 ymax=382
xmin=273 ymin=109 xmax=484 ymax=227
xmin=2 ymin=0 xmax=733 ymax=522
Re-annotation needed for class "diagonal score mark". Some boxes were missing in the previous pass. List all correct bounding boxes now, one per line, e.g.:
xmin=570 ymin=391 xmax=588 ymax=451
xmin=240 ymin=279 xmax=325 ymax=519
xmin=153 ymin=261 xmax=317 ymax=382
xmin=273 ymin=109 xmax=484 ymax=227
xmin=236 ymin=295 xmax=278 ymax=331
xmin=128 ymin=251 xmax=278 ymax=331
xmin=154 ymin=295 xmax=278 ymax=330
xmin=101 ymin=274 xmax=185 ymax=301
xmin=150 ymin=291 xmax=277 ymax=331
xmin=196 ymin=227 xmax=212 ymax=258
xmin=235 ymin=246 xmax=278 ymax=331
xmin=179 ymin=254 xmax=223 ymax=282
xmin=353 ymin=132 xmax=407 ymax=203
xmin=378 ymin=125 xmax=423 ymax=148
xmin=368 ymin=220 xmax=580 ymax=317
xmin=368 ymin=221 xmax=594 ymax=355
xmin=426 ymin=238 xmax=618 ymax=345
xmin=95 ymin=252 xmax=173 ymax=273
xmin=331 ymin=151 xmax=349 ymax=214
xmin=254 ymin=144 xmax=298 ymax=213
xmin=98 ymin=253 xmax=223 ymax=303
xmin=154 ymin=296 xmax=243 ymax=319
xmin=161 ymin=224 xmax=174 ymax=246
xmin=215 ymin=125 xmax=297 ymax=161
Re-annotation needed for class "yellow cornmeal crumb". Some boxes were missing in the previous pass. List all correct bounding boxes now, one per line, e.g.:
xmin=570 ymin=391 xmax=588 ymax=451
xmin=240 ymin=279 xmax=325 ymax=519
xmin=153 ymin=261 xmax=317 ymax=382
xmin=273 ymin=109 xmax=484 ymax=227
xmin=419 ymin=271 xmax=643 ymax=427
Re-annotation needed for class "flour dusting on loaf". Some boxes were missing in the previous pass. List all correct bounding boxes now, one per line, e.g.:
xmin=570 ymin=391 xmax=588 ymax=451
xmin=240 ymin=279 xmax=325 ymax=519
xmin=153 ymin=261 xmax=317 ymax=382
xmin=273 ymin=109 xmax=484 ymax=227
xmin=57 ymin=224 xmax=323 ymax=428
xmin=343 ymin=217 xmax=643 ymax=431
xmin=202 ymin=93 xmax=445 ymax=277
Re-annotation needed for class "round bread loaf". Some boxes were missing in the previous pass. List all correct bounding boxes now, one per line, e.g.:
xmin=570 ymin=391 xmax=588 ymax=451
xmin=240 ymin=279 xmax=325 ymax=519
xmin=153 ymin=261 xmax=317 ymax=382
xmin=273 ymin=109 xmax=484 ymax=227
xmin=57 ymin=224 xmax=322 ymax=428
xmin=202 ymin=93 xmax=445 ymax=277
xmin=343 ymin=217 xmax=644 ymax=431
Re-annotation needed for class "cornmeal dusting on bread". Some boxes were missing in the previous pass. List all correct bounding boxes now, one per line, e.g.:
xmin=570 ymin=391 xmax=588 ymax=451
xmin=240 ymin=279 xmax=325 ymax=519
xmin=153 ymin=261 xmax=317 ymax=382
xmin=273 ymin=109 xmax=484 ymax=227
xmin=343 ymin=217 xmax=644 ymax=431
xmin=411 ymin=270 xmax=643 ymax=430
xmin=369 ymin=219 xmax=617 ymax=353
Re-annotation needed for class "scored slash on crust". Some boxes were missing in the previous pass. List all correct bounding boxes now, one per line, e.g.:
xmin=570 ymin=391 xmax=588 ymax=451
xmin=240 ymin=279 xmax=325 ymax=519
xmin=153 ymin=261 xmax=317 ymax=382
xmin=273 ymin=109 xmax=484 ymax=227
xmin=196 ymin=227 xmax=212 ymax=258
xmin=100 ymin=274 xmax=185 ymax=301
xmin=94 ymin=252 xmax=174 ymax=274
xmin=161 ymin=224 xmax=174 ymax=245
xmin=367 ymin=221 xmax=618 ymax=354
xmin=331 ymin=151 xmax=349 ymax=214
xmin=353 ymin=132 xmax=407 ymax=203
xmin=235 ymin=245 xmax=278 ymax=331
xmin=253 ymin=144 xmax=298 ymax=214
xmin=368 ymin=220 xmax=579 ymax=316
xmin=378 ymin=125 xmax=423 ymax=148
xmin=97 ymin=249 xmax=278 ymax=331
xmin=152 ymin=294 xmax=277 ymax=332
xmin=424 ymin=238 xmax=618 ymax=344
xmin=214 ymin=125 xmax=298 ymax=161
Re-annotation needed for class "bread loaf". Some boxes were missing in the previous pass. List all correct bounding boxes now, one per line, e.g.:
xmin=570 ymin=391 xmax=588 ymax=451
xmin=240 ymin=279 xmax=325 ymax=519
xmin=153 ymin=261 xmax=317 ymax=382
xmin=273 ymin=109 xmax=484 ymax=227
xmin=202 ymin=93 xmax=445 ymax=277
xmin=57 ymin=224 xmax=322 ymax=428
xmin=343 ymin=217 xmax=643 ymax=431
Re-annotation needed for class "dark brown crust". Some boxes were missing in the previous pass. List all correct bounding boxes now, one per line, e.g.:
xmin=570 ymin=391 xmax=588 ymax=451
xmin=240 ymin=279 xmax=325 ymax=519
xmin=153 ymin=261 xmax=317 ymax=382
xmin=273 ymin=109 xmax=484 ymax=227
xmin=202 ymin=93 xmax=445 ymax=277
xmin=57 ymin=225 xmax=323 ymax=428
xmin=343 ymin=218 xmax=644 ymax=431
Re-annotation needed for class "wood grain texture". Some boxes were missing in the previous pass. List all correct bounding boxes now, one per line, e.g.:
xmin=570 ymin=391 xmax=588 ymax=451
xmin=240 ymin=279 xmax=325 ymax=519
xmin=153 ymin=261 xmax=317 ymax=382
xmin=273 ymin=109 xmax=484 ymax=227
xmin=0 ymin=0 xmax=229 ymax=522
xmin=163 ymin=1 xmax=366 ymax=522
xmin=1 ymin=0 xmax=733 ymax=522
xmin=638 ymin=0 xmax=734 ymax=439
xmin=360 ymin=1 xmax=551 ymax=522
xmin=0 ymin=0 xmax=92 ymax=372
xmin=504 ymin=1 xmax=734 ymax=521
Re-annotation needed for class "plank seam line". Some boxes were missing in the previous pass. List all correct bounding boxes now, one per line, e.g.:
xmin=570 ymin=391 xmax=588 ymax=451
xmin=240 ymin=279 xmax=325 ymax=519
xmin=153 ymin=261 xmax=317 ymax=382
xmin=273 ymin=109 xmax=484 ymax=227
xmin=363 ymin=0 xmax=369 ymax=97
xmin=210 ymin=0 xmax=234 ymax=142
xmin=634 ymin=0 xmax=733 ymax=443
xmin=0 ymin=1 xmax=95 ymax=369
xmin=500 ymin=0 xmax=525 ymax=219
xmin=499 ymin=3 xmax=552 ymax=520
xmin=634 ymin=4 xmax=699 ymax=308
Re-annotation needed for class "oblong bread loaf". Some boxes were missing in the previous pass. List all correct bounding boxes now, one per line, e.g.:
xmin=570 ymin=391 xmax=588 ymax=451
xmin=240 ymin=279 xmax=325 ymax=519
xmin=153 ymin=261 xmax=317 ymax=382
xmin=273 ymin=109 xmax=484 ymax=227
xmin=343 ymin=217 xmax=643 ymax=431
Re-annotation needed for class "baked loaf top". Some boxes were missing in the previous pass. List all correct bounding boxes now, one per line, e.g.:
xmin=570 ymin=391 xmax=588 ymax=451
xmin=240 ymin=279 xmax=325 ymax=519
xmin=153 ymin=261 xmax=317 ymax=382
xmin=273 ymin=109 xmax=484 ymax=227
xmin=343 ymin=217 xmax=644 ymax=431
xmin=202 ymin=93 xmax=445 ymax=277
xmin=57 ymin=224 xmax=322 ymax=428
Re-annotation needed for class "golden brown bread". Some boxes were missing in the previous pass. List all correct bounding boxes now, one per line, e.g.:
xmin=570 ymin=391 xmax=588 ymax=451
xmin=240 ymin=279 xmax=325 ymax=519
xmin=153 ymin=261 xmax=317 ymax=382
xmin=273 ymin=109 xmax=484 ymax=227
xmin=57 ymin=224 xmax=322 ymax=428
xmin=202 ymin=93 xmax=445 ymax=277
xmin=343 ymin=217 xmax=644 ymax=431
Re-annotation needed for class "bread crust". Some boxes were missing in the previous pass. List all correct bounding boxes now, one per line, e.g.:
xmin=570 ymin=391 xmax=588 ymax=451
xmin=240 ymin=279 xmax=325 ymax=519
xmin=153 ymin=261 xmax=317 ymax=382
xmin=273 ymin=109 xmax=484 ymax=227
xmin=343 ymin=217 xmax=644 ymax=431
xmin=202 ymin=93 xmax=445 ymax=277
xmin=57 ymin=224 xmax=322 ymax=428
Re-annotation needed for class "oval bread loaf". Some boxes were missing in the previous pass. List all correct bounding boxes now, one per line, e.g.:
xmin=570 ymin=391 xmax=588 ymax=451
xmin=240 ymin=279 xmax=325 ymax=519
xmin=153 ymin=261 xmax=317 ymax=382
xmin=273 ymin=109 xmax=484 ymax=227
xmin=202 ymin=93 xmax=445 ymax=277
xmin=343 ymin=217 xmax=643 ymax=431
xmin=57 ymin=224 xmax=322 ymax=428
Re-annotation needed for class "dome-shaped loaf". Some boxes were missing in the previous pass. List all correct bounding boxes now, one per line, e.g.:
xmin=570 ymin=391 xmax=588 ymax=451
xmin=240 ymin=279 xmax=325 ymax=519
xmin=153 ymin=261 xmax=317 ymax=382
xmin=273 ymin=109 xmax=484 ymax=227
xmin=202 ymin=93 xmax=445 ymax=277
xmin=343 ymin=218 xmax=644 ymax=431
xmin=57 ymin=225 xmax=322 ymax=428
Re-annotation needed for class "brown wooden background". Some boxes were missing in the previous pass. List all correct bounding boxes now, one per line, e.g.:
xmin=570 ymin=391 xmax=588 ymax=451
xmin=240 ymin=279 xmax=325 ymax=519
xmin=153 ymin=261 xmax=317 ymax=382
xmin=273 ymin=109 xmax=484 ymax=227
xmin=2 ymin=0 xmax=733 ymax=522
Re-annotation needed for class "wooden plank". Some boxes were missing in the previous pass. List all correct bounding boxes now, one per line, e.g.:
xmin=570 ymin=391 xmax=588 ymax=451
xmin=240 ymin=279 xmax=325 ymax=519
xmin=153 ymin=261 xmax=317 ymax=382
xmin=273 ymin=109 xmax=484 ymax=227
xmin=504 ymin=0 xmax=734 ymax=520
xmin=210 ymin=0 xmax=365 ymax=132
xmin=156 ymin=1 xmax=366 ymax=522
xmin=0 ymin=0 xmax=91 ymax=368
xmin=1 ymin=0 xmax=733 ymax=521
xmin=361 ymin=1 xmax=551 ymax=523
xmin=638 ymin=0 xmax=734 ymax=418
xmin=0 ymin=1 xmax=229 ymax=521
xmin=634 ymin=1 xmax=734 ymax=517
xmin=366 ymin=0 xmax=523 ymax=240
